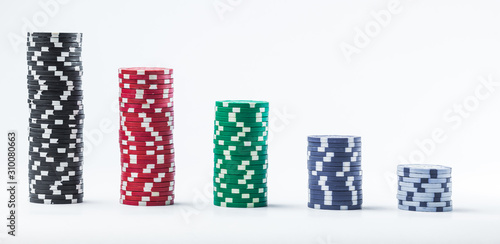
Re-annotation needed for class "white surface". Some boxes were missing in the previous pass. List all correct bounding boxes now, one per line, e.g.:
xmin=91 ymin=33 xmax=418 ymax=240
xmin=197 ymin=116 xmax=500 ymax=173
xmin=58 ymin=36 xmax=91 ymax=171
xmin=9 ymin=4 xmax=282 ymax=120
xmin=1 ymin=0 xmax=500 ymax=243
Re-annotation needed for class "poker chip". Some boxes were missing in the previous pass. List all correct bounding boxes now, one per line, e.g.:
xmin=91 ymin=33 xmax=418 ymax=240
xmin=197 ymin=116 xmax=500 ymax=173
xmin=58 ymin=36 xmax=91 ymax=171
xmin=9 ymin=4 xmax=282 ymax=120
xmin=213 ymin=100 xmax=269 ymax=208
xmin=119 ymin=67 xmax=175 ymax=206
xmin=27 ymin=32 xmax=84 ymax=205
xmin=397 ymin=164 xmax=453 ymax=212
xmin=307 ymin=135 xmax=362 ymax=211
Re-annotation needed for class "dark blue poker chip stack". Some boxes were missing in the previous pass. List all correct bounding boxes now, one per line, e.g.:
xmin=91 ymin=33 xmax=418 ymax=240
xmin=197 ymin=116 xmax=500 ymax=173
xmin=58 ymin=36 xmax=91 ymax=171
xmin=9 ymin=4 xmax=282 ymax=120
xmin=397 ymin=164 xmax=452 ymax=212
xmin=307 ymin=135 xmax=362 ymax=210
xmin=27 ymin=32 xmax=84 ymax=204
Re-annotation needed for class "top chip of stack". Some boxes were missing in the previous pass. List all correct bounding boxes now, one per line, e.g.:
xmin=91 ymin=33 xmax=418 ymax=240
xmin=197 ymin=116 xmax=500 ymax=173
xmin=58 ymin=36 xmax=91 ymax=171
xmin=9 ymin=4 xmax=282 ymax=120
xmin=119 ymin=67 xmax=176 ymax=206
xmin=213 ymin=100 xmax=269 ymax=208
xmin=397 ymin=164 xmax=453 ymax=212
xmin=307 ymin=135 xmax=362 ymax=210
xmin=27 ymin=32 xmax=85 ymax=205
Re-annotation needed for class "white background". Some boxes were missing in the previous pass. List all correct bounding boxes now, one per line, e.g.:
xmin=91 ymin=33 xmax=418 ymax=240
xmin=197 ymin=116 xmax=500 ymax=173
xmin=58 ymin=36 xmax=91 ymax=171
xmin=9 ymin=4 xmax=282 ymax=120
xmin=1 ymin=0 xmax=500 ymax=243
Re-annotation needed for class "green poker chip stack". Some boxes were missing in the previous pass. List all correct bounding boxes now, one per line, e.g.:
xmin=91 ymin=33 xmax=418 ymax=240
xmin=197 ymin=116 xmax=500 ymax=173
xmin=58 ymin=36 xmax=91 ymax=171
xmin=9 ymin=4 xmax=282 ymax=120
xmin=213 ymin=100 xmax=269 ymax=208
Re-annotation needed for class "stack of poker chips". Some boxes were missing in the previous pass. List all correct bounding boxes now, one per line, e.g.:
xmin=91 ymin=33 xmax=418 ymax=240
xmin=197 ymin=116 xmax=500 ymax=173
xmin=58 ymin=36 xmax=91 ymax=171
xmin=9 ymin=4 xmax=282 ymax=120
xmin=213 ymin=100 xmax=269 ymax=208
xmin=118 ymin=67 xmax=175 ymax=206
xmin=307 ymin=135 xmax=362 ymax=210
xmin=397 ymin=164 xmax=452 ymax=212
xmin=27 ymin=32 xmax=84 ymax=204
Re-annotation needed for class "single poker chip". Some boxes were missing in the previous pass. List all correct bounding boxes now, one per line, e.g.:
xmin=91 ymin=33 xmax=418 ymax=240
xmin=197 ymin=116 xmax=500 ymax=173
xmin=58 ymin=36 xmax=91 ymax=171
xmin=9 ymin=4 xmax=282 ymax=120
xmin=119 ymin=135 xmax=174 ymax=142
xmin=119 ymin=130 xmax=173 ymax=137
xmin=28 ymin=151 xmax=84 ymax=159
xmin=28 ymin=32 xmax=82 ymax=38
xmin=214 ymin=163 xmax=268 ymax=171
xmin=120 ymin=116 xmax=173 ymax=123
xmin=118 ymin=73 xmax=173 ymax=80
xmin=28 ymin=89 xmax=84 ymax=96
xmin=214 ymin=168 xmax=267 ymax=175
xmin=27 ymin=98 xmax=83 ymax=106
xmin=307 ymin=156 xmax=362 ymax=162
xmin=29 ymin=144 xmax=84 ymax=152
xmin=309 ymin=194 xmax=363 ymax=201
xmin=213 ymin=200 xmax=267 ymax=208
xmin=307 ymin=146 xmax=362 ymax=153
xmin=29 ymin=118 xmax=84 ymax=126
xmin=214 ymin=186 xmax=267 ymax=194
xmin=27 ymin=56 xmax=82 ymax=62
xmin=119 ymin=97 xmax=173 ymax=104
xmin=120 ymin=199 xmax=174 ymax=206
xmin=121 ymin=171 xmax=175 ymax=178
xmin=29 ymin=127 xmax=84 ymax=134
xmin=308 ymin=189 xmax=362 ymax=196
xmin=120 ymin=140 xmax=173 ymax=147
xmin=121 ymin=164 xmax=175 ymax=172
xmin=214 ymin=120 xmax=268 ymax=128
xmin=398 ymin=176 xmax=452 ymax=184
xmin=214 ymin=182 xmax=267 ymax=190
xmin=213 ymin=135 xmax=268 ymax=142
xmin=309 ymin=198 xmax=362 ymax=206
xmin=213 ymin=158 xmax=268 ymax=165
xmin=120 ymin=195 xmax=174 ymax=202
xmin=307 ymin=135 xmax=362 ymax=143
xmin=213 ymin=139 xmax=268 ymax=147
xmin=308 ymin=180 xmax=362 ymax=187
xmin=28 ymin=65 xmax=83 ymax=72
xmin=27 ymin=75 xmax=83 ymax=82
xmin=213 ymin=149 xmax=267 ymax=156
xmin=29 ymin=183 xmax=83 ymax=190
xmin=119 ymin=78 xmax=173 ymax=86
xmin=29 ymin=123 xmax=83 ymax=130
xmin=121 ymin=175 xmax=175 ymax=183
xmin=215 ymin=106 xmax=268 ymax=113
xmin=29 ymin=175 xmax=83 ymax=181
xmin=119 ymin=107 xmax=174 ymax=114
xmin=29 ymin=164 xmax=83 ymax=172
xmin=398 ymin=204 xmax=452 ymax=212
xmin=27 ymin=46 xmax=83 ymax=52
xmin=214 ymin=125 xmax=268 ymax=132
xmin=29 ymin=155 xmax=82 ymax=163
xmin=121 ymin=160 xmax=175 ymax=167
xmin=120 ymin=190 xmax=174 ymax=197
xmin=216 ymin=100 xmax=269 ymax=109
xmin=29 ymin=104 xmax=83 ymax=111
xmin=120 ymin=121 xmax=173 ymax=128
xmin=214 ymin=116 xmax=269 ymax=123
xmin=309 ymin=175 xmax=363 ymax=182
xmin=307 ymin=202 xmax=362 ymax=210
xmin=119 ymin=143 xmax=174 ymax=151
xmin=27 ymin=51 xmax=82 ymax=57
xmin=308 ymin=151 xmax=361 ymax=157
xmin=214 ymin=130 xmax=268 ymax=137
xmin=119 ymin=83 xmax=174 ymax=90
xmin=214 ymin=177 xmax=267 ymax=185
xmin=28 ymin=169 xmax=82 ymax=177
xmin=29 ymin=198 xmax=83 ymax=204
xmin=215 ymin=173 xmax=267 ymax=180
xmin=308 ymin=184 xmax=362 ymax=191
xmin=27 ymin=42 xmax=82 ymax=48
xmin=27 ymin=60 xmax=83 ymax=66
xmin=398 ymin=186 xmax=451 ymax=193
xmin=28 ymin=136 xmax=83 ymax=143
xmin=28 ymin=94 xmax=84 ymax=101
xmin=307 ymin=165 xmax=362 ymax=172
xmin=399 ymin=200 xmax=452 ymax=208
xmin=28 ymin=133 xmax=83 ymax=141
xmin=397 ymin=191 xmax=452 ymax=198
xmin=119 ymin=88 xmax=174 ymax=95
xmin=28 ymin=84 xmax=82 ymax=91
xmin=27 ymin=36 xmax=82 ymax=42
xmin=120 ymin=148 xmax=174 ymax=156
xmin=307 ymin=161 xmax=361 ymax=168
xmin=398 ymin=182 xmax=452 ymax=189
xmin=120 ymin=111 xmax=174 ymax=118
xmin=397 ymin=171 xmax=452 ymax=179
xmin=29 ymin=193 xmax=83 ymax=200
xmin=214 ymin=190 xmax=267 ymax=199
xmin=120 ymin=102 xmax=173 ymax=110
xmin=214 ymin=154 xmax=268 ymax=161
xmin=213 ymin=196 xmax=267 ymax=203
xmin=120 ymin=185 xmax=174 ymax=192
xmin=29 ymin=159 xmax=83 ymax=167
xmin=121 ymin=181 xmax=174 ymax=188
xmin=28 ymin=178 xmax=83 ymax=185
xmin=309 ymin=171 xmax=362 ymax=177
xmin=122 ymin=167 xmax=175 ymax=174
xmin=119 ymin=67 xmax=173 ymax=75
xmin=29 ymin=188 xmax=83 ymax=195
xmin=397 ymin=164 xmax=452 ymax=174
xmin=396 ymin=194 xmax=452 ymax=202
xmin=215 ymin=111 xmax=269 ymax=118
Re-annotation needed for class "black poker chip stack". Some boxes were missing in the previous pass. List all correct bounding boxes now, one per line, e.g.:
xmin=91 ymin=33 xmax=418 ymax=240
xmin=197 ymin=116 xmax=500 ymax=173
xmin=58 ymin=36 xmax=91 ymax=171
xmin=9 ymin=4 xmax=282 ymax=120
xmin=27 ymin=32 xmax=84 ymax=204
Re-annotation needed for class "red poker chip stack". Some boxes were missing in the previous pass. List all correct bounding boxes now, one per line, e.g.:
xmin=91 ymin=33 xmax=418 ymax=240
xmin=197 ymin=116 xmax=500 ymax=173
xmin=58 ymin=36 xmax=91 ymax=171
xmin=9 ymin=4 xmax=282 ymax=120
xmin=118 ymin=67 xmax=175 ymax=206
